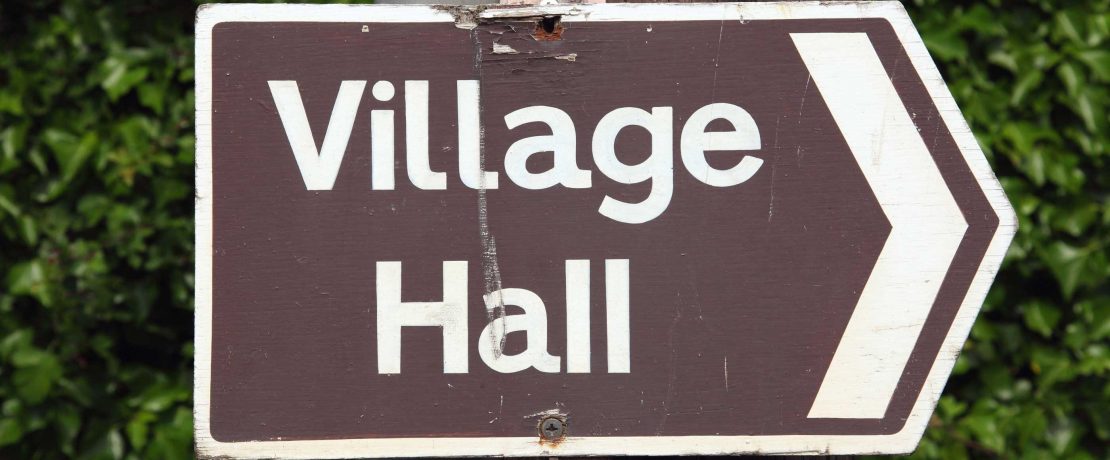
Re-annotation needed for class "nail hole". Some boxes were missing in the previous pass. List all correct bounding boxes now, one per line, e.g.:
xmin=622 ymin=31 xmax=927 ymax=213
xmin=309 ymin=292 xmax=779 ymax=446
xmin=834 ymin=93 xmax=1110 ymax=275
xmin=541 ymin=16 xmax=558 ymax=34
xmin=533 ymin=15 xmax=563 ymax=41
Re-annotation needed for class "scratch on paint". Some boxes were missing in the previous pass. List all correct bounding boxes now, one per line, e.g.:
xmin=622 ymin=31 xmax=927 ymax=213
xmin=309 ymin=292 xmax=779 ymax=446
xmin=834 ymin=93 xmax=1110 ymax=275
xmin=724 ymin=356 xmax=729 ymax=392
xmin=767 ymin=163 xmax=777 ymax=222
xmin=793 ymin=76 xmax=811 ymax=168
xmin=472 ymin=28 xmax=506 ymax=358
xmin=656 ymin=304 xmax=683 ymax=435
xmin=710 ymin=19 xmax=724 ymax=99
xmin=798 ymin=75 xmax=811 ymax=120
xmin=772 ymin=116 xmax=781 ymax=149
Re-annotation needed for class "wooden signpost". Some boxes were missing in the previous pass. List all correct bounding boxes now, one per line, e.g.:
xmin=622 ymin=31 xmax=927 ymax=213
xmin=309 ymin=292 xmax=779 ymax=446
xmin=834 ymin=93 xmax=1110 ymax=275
xmin=194 ymin=2 xmax=1016 ymax=457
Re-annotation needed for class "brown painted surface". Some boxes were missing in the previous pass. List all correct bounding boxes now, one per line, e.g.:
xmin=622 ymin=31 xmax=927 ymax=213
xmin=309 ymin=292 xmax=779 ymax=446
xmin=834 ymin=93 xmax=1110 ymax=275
xmin=208 ymin=18 xmax=997 ymax=442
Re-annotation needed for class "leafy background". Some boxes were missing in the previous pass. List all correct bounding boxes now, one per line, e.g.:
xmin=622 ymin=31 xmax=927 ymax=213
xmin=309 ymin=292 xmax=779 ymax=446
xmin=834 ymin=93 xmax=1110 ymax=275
xmin=0 ymin=0 xmax=1106 ymax=458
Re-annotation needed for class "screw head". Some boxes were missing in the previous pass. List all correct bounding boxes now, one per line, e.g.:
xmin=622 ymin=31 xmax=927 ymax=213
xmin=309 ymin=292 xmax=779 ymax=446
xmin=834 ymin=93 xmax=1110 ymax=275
xmin=539 ymin=416 xmax=566 ymax=440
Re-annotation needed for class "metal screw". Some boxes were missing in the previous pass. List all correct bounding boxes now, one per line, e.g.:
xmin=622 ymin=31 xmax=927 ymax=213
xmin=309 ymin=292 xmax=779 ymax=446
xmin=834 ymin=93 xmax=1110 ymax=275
xmin=539 ymin=416 xmax=566 ymax=440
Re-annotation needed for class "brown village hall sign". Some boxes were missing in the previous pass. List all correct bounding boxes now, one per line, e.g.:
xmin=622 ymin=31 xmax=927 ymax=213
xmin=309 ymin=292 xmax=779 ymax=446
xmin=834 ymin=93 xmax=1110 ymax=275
xmin=194 ymin=2 xmax=1016 ymax=458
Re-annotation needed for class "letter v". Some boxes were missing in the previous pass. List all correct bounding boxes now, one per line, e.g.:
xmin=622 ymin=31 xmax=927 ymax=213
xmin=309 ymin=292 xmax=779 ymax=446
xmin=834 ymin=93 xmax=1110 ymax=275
xmin=268 ymin=80 xmax=366 ymax=190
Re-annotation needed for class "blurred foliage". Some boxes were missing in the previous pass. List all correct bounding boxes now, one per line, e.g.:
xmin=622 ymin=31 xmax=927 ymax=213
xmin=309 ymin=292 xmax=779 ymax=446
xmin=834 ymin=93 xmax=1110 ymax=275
xmin=907 ymin=0 xmax=1110 ymax=458
xmin=0 ymin=1 xmax=196 ymax=459
xmin=0 ymin=0 xmax=1105 ymax=458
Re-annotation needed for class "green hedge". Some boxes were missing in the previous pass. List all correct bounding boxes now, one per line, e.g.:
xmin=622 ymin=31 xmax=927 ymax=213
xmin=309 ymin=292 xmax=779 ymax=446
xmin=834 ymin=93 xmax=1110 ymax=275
xmin=0 ymin=0 xmax=1105 ymax=458
xmin=908 ymin=0 xmax=1109 ymax=458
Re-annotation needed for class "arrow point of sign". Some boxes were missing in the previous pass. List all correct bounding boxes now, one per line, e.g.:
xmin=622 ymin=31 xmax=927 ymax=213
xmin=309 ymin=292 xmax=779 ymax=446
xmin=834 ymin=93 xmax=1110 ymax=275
xmin=791 ymin=32 xmax=969 ymax=420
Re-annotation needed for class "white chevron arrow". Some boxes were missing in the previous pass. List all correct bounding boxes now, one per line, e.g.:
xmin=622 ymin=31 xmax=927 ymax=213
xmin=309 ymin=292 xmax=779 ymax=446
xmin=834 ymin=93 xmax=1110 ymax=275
xmin=791 ymin=33 xmax=969 ymax=419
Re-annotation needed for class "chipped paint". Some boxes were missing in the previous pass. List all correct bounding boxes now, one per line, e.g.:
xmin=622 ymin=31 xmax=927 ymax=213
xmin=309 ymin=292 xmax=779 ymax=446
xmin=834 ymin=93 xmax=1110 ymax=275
xmin=492 ymin=42 xmax=520 ymax=54
xmin=522 ymin=407 xmax=566 ymax=420
xmin=434 ymin=4 xmax=485 ymax=30
xmin=531 ymin=16 xmax=564 ymax=40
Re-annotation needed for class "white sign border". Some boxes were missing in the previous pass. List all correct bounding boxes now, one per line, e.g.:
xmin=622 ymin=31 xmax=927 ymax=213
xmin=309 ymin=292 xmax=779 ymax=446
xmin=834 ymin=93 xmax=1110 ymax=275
xmin=194 ymin=2 xmax=1017 ymax=457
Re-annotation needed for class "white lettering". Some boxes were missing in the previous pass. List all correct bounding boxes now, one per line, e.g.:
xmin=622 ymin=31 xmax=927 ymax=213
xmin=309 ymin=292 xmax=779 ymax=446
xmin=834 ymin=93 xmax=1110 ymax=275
xmin=374 ymin=259 xmax=629 ymax=374
xmin=268 ymin=80 xmax=365 ymax=190
xmin=405 ymin=81 xmax=446 ymax=190
xmin=593 ymin=107 xmax=674 ymax=224
xmin=370 ymin=81 xmax=395 ymax=190
xmin=504 ymin=106 xmax=592 ymax=190
xmin=565 ymin=260 xmax=591 ymax=373
xmin=458 ymin=80 xmax=498 ymax=189
xmin=606 ymin=259 xmax=630 ymax=373
xmin=270 ymin=80 xmax=767 ymax=224
xmin=376 ymin=261 xmax=468 ymax=374
xmin=681 ymin=103 xmax=763 ymax=187
xmin=478 ymin=288 xmax=561 ymax=373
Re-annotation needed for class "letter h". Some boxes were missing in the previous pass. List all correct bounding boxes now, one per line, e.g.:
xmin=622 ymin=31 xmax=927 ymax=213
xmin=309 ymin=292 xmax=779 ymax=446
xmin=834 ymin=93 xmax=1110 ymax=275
xmin=376 ymin=261 xmax=468 ymax=374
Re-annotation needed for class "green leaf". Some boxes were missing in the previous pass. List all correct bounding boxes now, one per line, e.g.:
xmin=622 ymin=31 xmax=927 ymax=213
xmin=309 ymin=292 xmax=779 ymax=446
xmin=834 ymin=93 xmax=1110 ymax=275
xmin=964 ymin=412 xmax=1006 ymax=453
xmin=1052 ymin=202 xmax=1098 ymax=236
xmin=125 ymin=412 xmax=154 ymax=451
xmin=1013 ymin=407 xmax=1048 ymax=446
xmin=988 ymin=49 xmax=1018 ymax=72
xmin=1068 ymin=91 xmax=1100 ymax=132
xmin=42 ymin=129 xmax=97 ymax=188
xmin=138 ymin=386 xmax=187 ymax=413
xmin=0 ymin=125 xmax=29 ymax=173
xmin=1076 ymin=49 xmax=1110 ymax=81
xmin=6 ymin=260 xmax=53 ymax=307
xmin=937 ymin=395 xmax=968 ymax=419
xmin=56 ymin=406 xmax=82 ymax=456
xmin=0 ymin=329 xmax=33 ymax=359
xmin=18 ymin=215 xmax=38 ymax=246
xmin=137 ymin=83 xmax=165 ymax=115
xmin=100 ymin=56 xmax=148 ymax=102
xmin=1024 ymin=300 xmax=1062 ymax=337
xmin=77 ymin=429 xmax=124 ymax=460
xmin=1077 ymin=299 xmax=1110 ymax=340
xmin=1076 ymin=344 xmax=1110 ymax=375
xmin=144 ymin=408 xmax=191 ymax=460
xmin=1038 ymin=242 xmax=1089 ymax=299
xmin=153 ymin=179 xmax=190 ymax=209
xmin=1030 ymin=345 xmax=1077 ymax=390
xmin=1056 ymin=62 xmax=1083 ymax=96
xmin=0 ymin=90 xmax=23 ymax=116
xmin=1055 ymin=10 xmax=1085 ymax=44
xmin=957 ymin=4 xmax=1004 ymax=36
xmin=1011 ymin=71 xmax=1043 ymax=106
xmin=11 ymin=349 xmax=63 ymax=404
xmin=0 ymin=418 xmax=24 ymax=447
xmin=924 ymin=30 xmax=969 ymax=62
xmin=1046 ymin=416 xmax=1080 ymax=455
